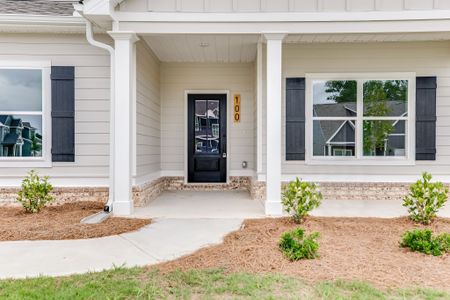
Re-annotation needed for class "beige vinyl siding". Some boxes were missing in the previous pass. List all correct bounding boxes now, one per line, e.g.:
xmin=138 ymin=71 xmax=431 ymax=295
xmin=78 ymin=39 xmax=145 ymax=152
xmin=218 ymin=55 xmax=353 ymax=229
xmin=121 ymin=0 xmax=450 ymax=12
xmin=135 ymin=41 xmax=161 ymax=180
xmin=161 ymin=62 xmax=255 ymax=175
xmin=0 ymin=33 xmax=111 ymax=183
xmin=279 ymin=41 xmax=450 ymax=177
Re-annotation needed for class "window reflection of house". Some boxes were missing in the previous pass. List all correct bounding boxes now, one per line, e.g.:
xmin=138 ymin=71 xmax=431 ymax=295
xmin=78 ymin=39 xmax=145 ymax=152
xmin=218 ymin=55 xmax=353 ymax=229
xmin=313 ymin=101 xmax=406 ymax=156
xmin=194 ymin=100 xmax=220 ymax=153
xmin=0 ymin=115 xmax=42 ymax=157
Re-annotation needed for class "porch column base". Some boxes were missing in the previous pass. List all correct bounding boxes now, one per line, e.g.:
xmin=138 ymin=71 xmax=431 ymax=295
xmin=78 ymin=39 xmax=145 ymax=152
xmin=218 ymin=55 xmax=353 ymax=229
xmin=265 ymin=200 xmax=283 ymax=216
xmin=113 ymin=201 xmax=134 ymax=216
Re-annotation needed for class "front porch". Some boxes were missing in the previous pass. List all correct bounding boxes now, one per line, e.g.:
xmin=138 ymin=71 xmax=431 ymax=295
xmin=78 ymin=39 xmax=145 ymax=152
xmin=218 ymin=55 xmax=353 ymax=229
xmin=104 ymin=29 xmax=450 ymax=216
xmin=109 ymin=32 xmax=275 ymax=216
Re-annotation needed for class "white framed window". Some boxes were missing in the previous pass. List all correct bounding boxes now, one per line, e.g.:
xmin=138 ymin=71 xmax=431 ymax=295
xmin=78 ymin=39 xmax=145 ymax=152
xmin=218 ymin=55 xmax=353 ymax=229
xmin=0 ymin=61 xmax=51 ymax=167
xmin=305 ymin=72 xmax=415 ymax=165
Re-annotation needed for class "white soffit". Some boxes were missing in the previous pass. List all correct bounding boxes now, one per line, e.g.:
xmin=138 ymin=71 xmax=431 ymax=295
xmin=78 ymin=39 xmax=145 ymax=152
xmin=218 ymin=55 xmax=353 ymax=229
xmin=285 ymin=32 xmax=450 ymax=43
xmin=144 ymin=32 xmax=450 ymax=63
xmin=143 ymin=34 xmax=260 ymax=63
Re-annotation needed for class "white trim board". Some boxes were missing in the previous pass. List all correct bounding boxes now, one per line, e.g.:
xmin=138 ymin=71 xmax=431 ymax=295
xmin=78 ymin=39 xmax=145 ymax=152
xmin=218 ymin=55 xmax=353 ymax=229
xmin=0 ymin=177 xmax=109 ymax=187
xmin=118 ymin=19 xmax=450 ymax=35
xmin=256 ymin=40 xmax=263 ymax=175
xmin=132 ymin=171 xmax=161 ymax=186
xmin=115 ymin=11 xmax=450 ymax=22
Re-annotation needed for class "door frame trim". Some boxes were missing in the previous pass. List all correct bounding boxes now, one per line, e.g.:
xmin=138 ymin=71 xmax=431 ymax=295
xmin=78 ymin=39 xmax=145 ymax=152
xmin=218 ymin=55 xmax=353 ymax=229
xmin=184 ymin=90 xmax=230 ymax=184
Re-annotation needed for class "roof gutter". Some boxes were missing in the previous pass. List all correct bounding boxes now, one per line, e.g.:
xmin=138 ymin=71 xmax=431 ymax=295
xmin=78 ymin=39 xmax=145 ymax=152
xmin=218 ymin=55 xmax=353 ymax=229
xmin=74 ymin=4 xmax=116 ymax=213
xmin=0 ymin=14 xmax=86 ymax=33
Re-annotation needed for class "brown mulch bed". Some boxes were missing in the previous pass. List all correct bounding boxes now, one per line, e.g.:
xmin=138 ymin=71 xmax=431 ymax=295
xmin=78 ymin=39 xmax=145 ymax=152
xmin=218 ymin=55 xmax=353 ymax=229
xmin=0 ymin=202 xmax=150 ymax=241
xmin=155 ymin=217 xmax=450 ymax=291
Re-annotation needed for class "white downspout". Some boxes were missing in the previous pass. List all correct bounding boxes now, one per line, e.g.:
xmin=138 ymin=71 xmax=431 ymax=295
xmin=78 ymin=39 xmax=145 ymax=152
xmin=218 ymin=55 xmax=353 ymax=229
xmin=74 ymin=6 xmax=115 ymax=212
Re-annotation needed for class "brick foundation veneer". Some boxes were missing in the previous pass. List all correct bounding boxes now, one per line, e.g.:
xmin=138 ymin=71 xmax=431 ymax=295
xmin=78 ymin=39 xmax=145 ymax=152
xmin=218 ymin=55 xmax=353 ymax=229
xmin=0 ymin=186 xmax=108 ymax=207
xmin=318 ymin=182 xmax=412 ymax=201
xmin=249 ymin=181 xmax=450 ymax=202
xmin=0 ymin=177 xmax=253 ymax=207
xmin=132 ymin=176 xmax=252 ymax=206
xmin=1 ymin=178 xmax=435 ymax=207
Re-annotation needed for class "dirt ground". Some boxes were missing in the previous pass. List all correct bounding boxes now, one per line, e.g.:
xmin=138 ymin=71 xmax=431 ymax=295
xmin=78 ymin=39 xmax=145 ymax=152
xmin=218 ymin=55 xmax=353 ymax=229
xmin=0 ymin=202 xmax=150 ymax=241
xmin=155 ymin=217 xmax=450 ymax=291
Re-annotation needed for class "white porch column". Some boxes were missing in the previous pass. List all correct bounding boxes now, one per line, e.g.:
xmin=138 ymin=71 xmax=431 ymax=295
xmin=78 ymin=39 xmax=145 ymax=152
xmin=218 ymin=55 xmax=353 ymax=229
xmin=264 ymin=33 xmax=285 ymax=215
xmin=108 ymin=31 xmax=139 ymax=215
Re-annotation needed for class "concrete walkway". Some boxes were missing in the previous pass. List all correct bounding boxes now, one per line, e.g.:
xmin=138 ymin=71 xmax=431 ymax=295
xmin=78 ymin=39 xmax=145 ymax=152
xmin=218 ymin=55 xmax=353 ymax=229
xmin=0 ymin=218 xmax=243 ymax=279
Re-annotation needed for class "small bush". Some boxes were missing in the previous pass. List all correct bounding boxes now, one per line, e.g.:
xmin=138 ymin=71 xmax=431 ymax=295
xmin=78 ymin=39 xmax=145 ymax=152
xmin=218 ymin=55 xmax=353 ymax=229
xmin=403 ymin=172 xmax=448 ymax=224
xmin=17 ymin=170 xmax=54 ymax=213
xmin=400 ymin=229 xmax=450 ymax=256
xmin=279 ymin=228 xmax=320 ymax=261
xmin=282 ymin=178 xmax=322 ymax=223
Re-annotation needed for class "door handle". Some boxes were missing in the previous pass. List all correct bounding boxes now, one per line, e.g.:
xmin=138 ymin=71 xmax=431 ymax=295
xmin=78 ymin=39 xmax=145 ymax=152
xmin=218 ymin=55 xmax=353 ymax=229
xmin=222 ymin=153 xmax=227 ymax=158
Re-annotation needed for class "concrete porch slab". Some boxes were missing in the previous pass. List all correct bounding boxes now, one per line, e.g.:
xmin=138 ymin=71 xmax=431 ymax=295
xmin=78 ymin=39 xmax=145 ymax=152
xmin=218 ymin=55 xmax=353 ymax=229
xmin=133 ymin=190 xmax=265 ymax=219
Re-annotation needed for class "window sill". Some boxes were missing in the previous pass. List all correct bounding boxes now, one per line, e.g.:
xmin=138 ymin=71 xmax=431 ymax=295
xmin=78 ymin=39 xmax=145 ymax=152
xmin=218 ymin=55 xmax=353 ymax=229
xmin=304 ymin=158 xmax=415 ymax=166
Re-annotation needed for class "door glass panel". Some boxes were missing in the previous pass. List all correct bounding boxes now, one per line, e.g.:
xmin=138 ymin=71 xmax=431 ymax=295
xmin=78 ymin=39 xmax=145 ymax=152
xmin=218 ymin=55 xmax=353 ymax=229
xmin=195 ymin=99 xmax=220 ymax=153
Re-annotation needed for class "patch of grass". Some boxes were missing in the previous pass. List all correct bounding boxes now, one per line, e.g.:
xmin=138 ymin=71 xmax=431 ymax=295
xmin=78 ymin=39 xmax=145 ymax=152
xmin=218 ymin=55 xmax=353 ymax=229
xmin=316 ymin=280 xmax=450 ymax=300
xmin=0 ymin=267 xmax=448 ymax=300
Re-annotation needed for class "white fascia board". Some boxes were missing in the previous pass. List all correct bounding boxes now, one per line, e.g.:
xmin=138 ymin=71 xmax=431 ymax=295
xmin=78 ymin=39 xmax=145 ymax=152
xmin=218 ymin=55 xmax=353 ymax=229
xmin=0 ymin=14 xmax=86 ymax=33
xmin=82 ymin=0 xmax=113 ymax=16
xmin=114 ymin=10 xmax=450 ymax=22
xmin=115 ymin=10 xmax=450 ymax=35
xmin=82 ymin=0 xmax=125 ymax=11
xmin=117 ymin=19 xmax=450 ymax=34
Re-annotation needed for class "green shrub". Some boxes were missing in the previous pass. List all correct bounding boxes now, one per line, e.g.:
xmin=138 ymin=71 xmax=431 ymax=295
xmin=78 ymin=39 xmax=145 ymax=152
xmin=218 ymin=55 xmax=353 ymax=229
xmin=17 ymin=170 xmax=54 ymax=213
xmin=403 ymin=172 xmax=448 ymax=224
xmin=282 ymin=178 xmax=322 ymax=223
xmin=400 ymin=229 xmax=450 ymax=256
xmin=279 ymin=228 xmax=320 ymax=261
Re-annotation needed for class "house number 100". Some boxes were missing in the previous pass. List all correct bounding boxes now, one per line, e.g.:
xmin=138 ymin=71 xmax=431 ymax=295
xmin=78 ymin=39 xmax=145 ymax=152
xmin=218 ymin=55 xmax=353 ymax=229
xmin=234 ymin=94 xmax=241 ymax=123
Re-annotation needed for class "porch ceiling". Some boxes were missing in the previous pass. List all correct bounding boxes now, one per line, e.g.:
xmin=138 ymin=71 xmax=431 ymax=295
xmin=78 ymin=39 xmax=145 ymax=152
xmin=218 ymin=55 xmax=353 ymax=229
xmin=143 ymin=32 xmax=450 ymax=63
xmin=143 ymin=34 xmax=260 ymax=63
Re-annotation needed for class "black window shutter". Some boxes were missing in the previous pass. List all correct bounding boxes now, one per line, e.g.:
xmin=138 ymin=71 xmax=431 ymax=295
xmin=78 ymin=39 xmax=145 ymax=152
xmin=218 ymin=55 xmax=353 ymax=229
xmin=51 ymin=66 xmax=75 ymax=162
xmin=285 ymin=78 xmax=305 ymax=160
xmin=416 ymin=76 xmax=437 ymax=160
